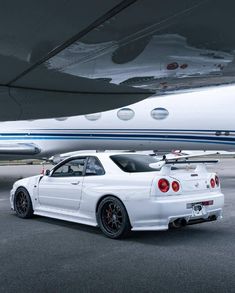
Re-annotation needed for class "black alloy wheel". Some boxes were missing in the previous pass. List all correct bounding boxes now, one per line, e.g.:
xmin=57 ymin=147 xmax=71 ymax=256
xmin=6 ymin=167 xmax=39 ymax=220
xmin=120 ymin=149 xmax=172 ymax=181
xmin=97 ymin=196 xmax=131 ymax=239
xmin=14 ymin=187 xmax=34 ymax=218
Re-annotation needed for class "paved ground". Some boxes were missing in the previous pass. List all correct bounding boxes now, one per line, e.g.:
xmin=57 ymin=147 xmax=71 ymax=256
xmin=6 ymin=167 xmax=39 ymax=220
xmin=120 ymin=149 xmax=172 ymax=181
xmin=0 ymin=161 xmax=234 ymax=293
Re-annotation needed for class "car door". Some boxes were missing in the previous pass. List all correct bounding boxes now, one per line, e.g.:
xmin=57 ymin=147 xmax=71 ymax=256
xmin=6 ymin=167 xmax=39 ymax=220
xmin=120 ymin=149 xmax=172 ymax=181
xmin=79 ymin=156 xmax=106 ymax=214
xmin=38 ymin=157 xmax=87 ymax=212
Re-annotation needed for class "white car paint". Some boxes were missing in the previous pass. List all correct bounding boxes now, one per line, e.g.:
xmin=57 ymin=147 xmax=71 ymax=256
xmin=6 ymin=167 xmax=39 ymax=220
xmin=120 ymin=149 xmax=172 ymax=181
xmin=10 ymin=153 xmax=224 ymax=233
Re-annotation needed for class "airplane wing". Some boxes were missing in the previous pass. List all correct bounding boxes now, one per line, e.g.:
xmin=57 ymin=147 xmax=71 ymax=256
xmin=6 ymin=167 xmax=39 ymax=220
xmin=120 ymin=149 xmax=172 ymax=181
xmin=1 ymin=0 xmax=235 ymax=121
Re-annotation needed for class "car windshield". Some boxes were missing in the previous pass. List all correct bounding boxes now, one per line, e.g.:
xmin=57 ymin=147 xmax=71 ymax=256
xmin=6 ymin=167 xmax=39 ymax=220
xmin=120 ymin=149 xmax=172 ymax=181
xmin=110 ymin=154 xmax=160 ymax=173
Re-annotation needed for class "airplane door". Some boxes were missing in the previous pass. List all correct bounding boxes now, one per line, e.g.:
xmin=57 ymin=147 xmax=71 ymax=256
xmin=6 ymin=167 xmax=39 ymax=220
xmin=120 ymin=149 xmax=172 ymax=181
xmin=38 ymin=157 xmax=87 ymax=211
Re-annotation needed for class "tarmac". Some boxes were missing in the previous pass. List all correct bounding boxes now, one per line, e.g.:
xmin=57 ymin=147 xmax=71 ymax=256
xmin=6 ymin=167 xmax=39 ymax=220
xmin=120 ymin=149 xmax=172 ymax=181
xmin=0 ymin=161 xmax=234 ymax=293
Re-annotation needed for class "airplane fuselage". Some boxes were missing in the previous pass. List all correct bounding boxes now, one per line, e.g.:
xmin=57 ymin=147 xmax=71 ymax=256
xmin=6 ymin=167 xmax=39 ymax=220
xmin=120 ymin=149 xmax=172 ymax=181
xmin=1 ymin=85 xmax=235 ymax=160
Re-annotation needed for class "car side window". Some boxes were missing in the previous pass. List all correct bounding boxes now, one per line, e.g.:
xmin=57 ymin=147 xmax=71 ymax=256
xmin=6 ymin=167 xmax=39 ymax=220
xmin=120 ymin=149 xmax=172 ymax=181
xmin=52 ymin=158 xmax=87 ymax=177
xmin=85 ymin=157 xmax=105 ymax=176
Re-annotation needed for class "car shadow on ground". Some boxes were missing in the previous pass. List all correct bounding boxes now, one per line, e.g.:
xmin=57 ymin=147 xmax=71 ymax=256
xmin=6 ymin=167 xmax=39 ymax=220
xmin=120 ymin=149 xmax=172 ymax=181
xmin=33 ymin=215 xmax=101 ymax=236
xmin=32 ymin=215 xmax=228 ymax=246
xmin=128 ymin=224 xmax=227 ymax=246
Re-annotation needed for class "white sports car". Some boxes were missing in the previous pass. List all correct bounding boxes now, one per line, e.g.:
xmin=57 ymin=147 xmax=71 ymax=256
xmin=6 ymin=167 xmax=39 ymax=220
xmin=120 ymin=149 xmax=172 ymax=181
xmin=10 ymin=153 xmax=224 ymax=239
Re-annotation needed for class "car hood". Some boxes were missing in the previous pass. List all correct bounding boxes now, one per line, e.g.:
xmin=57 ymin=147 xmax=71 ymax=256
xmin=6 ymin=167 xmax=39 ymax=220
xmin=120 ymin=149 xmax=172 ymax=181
xmin=13 ymin=174 xmax=42 ymax=188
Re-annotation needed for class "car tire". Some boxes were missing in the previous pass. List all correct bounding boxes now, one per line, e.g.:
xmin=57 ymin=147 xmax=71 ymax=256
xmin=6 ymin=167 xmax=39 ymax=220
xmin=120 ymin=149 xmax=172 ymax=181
xmin=97 ymin=196 xmax=131 ymax=239
xmin=14 ymin=187 xmax=34 ymax=219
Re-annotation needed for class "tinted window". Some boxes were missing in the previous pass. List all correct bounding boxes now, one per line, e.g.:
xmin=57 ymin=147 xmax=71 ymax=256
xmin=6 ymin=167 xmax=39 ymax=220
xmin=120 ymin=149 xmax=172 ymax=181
xmin=52 ymin=158 xmax=86 ymax=177
xmin=110 ymin=154 xmax=159 ymax=173
xmin=85 ymin=157 xmax=105 ymax=176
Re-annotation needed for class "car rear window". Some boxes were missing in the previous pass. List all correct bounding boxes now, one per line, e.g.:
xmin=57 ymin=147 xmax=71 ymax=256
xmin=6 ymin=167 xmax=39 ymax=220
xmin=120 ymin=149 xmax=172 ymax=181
xmin=110 ymin=154 xmax=160 ymax=173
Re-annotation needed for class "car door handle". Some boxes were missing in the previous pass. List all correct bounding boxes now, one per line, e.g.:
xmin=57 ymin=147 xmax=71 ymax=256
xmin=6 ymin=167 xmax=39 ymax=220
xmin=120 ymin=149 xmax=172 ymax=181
xmin=71 ymin=181 xmax=80 ymax=185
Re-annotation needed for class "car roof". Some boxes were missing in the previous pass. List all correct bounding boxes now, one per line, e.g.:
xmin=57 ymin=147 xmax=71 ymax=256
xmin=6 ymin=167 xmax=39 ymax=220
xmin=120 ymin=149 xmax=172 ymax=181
xmin=68 ymin=152 xmax=144 ymax=159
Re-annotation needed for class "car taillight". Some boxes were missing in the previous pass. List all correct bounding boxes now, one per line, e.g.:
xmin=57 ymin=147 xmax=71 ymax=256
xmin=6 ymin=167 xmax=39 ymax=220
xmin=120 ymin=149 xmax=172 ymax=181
xmin=202 ymin=200 xmax=214 ymax=206
xmin=210 ymin=178 xmax=215 ymax=188
xmin=172 ymin=181 xmax=180 ymax=192
xmin=158 ymin=179 xmax=170 ymax=192
xmin=215 ymin=175 xmax=219 ymax=186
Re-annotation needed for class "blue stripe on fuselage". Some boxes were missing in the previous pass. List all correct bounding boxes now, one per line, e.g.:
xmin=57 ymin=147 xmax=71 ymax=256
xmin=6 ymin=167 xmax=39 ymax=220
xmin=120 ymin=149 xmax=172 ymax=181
xmin=0 ymin=131 xmax=235 ymax=145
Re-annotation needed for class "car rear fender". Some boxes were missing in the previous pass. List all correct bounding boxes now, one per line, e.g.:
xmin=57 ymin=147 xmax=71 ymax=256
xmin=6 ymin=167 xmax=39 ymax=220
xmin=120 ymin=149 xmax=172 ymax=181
xmin=95 ymin=194 xmax=125 ymax=214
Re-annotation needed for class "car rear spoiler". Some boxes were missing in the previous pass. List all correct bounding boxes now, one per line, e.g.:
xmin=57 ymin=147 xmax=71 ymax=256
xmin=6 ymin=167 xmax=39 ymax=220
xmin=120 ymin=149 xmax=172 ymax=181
xmin=165 ymin=159 xmax=219 ymax=165
xmin=149 ymin=159 xmax=219 ymax=175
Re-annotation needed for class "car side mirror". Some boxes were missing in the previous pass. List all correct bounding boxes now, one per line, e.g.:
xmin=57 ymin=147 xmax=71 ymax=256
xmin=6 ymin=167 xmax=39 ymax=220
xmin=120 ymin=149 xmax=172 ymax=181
xmin=45 ymin=169 xmax=51 ymax=176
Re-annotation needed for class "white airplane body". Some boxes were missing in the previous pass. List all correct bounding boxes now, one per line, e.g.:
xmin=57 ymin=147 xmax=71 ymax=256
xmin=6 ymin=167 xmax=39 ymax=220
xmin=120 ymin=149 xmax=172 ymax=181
xmin=1 ymin=85 xmax=235 ymax=160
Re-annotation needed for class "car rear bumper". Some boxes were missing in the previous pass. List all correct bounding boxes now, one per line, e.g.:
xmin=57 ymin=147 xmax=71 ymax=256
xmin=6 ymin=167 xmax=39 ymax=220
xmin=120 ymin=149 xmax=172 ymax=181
xmin=125 ymin=192 xmax=224 ymax=231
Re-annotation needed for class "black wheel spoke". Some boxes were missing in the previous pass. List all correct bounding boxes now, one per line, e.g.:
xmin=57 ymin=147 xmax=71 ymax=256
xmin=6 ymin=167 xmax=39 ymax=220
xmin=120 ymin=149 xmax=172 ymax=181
xmin=101 ymin=200 xmax=124 ymax=234
xmin=14 ymin=188 xmax=33 ymax=219
xmin=98 ymin=196 xmax=131 ymax=239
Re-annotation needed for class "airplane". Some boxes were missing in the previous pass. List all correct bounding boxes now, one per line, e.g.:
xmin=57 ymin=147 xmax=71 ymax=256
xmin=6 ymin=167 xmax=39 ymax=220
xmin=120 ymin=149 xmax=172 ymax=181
xmin=1 ymin=84 xmax=235 ymax=161
xmin=1 ymin=1 xmax=235 ymax=122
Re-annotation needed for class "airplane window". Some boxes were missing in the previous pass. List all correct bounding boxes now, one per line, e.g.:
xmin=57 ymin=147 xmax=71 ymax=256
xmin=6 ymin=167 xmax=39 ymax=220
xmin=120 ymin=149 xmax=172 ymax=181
xmin=85 ymin=157 xmax=105 ymax=176
xmin=55 ymin=117 xmax=68 ymax=121
xmin=151 ymin=107 xmax=169 ymax=120
xmin=52 ymin=158 xmax=86 ymax=177
xmin=117 ymin=108 xmax=135 ymax=121
xmin=85 ymin=113 xmax=102 ymax=121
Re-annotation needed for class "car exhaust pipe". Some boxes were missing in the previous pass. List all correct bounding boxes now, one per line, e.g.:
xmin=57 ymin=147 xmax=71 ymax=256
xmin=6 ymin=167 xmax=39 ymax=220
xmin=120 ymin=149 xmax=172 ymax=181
xmin=171 ymin=218 xmax=187 ymax=229
xmin=187 ymin=214 xmax=218 ymax=226
xmin=209 ymin=215 xmax=217 ymax=222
